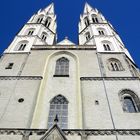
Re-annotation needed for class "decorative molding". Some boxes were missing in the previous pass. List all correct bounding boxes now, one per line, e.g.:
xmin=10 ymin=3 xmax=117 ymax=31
xmin=80 ymin=77 xmax=140 ymax=81
xmin=63 ymin=129 xmax=140 ymax=136
xmin=4 ymin=52 xmax=31 ymax=55
xmin=0 ymin=129 xmax=140 ymax=136
xmin=0 ymin=76 xmax=43 ymax=80
xmin=98 ymin=52 xmax=124 ymax=54
xmin=31 ymin=47 xmax=96 ymax=50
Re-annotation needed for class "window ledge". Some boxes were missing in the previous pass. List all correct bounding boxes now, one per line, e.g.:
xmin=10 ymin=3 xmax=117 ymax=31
xmin=53 ymin=75 xmax=69 ymax=77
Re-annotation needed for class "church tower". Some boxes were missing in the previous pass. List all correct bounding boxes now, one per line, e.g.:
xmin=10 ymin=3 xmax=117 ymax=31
xmin=5 ymin=3 xmax=56 ymax=53
xmin=0 ymin=2 xmax=140 ymax=140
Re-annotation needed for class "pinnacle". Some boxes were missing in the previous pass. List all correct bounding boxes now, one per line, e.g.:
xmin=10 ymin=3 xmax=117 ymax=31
xmin=42 ymin=3 xmax=55 ymax=14
xmin=84 ymin=2 xmax=95 ymax=14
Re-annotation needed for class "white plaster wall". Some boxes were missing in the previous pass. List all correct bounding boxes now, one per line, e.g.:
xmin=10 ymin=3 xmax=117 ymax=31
xmin=0 ymin=79 xmax=41 ymax=128
xmin=0 ymin=54 xmax=29 ymax=76
xmin=81 ymin=81 xmax=114 ymax=129
xmin=88 ymin=136 xmax=116 ymax=140
xmin=0 ymin=135 xmax=22 ymax=140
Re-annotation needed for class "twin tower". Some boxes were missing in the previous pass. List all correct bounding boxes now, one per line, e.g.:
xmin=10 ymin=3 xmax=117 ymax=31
xmin=0 ymin=2 xmax=140 ymax=140
xmin=5 ymin=3 xmax=131 ymax=59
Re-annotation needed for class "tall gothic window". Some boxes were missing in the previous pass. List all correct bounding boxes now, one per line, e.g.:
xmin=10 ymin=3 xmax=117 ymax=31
xmin=45 ymin=17 xmax=52 ymax=27
xmin=54 ymin=57 xmax=69 ymax=77
xmin=119 ymin=90 xmax=140 ymax=113
xmin=48 ymin=95 xmax=68 ymax=129
xmin=123 ymin=97 xmax=136 ymax=113
xmin=84 ymin=17 xmax=90 ymax=26
xmin=108 ymin=58 xmax=123 ymax=71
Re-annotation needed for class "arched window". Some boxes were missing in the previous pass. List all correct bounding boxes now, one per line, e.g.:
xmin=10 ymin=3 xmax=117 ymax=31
xmin=92 ymin=14 xmax=99 ymax=23
xmin=36 ymin=15 xmax=44 ymax=23
xmin=44 ymin=17 xmax=52 ymax=27
xmin=123 ymin=97 xmax=136 ymax=112
xmin=97 ymin=28 xmax=106 ymax=35
xmin=54 ymin=57 xmax=69 ymax=76
xmin=48 ymin=95 xmax=68 ymax=129
xmin=41 ymin=32 xmax=47 ymax=41
xmin=108 ymin=58 xmax=123 ymax=71
xmin=103 ymin=44 xmax=111 ymax=51
xmin=119 ymin=90 xmax=140 ymax=113
xmin=84 ymin=17 xmax=90 ymax=26
xmin=27 ymin=28 xmax=35 ymax=36
xmin=102 ymin=41 xmax=113 ymax=51
xmin=16 ymin=41 xmax=29 ymax=51
xmin=85 ymin=32 xmax=91 ymax=41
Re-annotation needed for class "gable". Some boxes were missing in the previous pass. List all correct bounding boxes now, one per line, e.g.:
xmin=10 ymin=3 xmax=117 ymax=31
xmin=40 ymin=125 xmax=67 ymax=140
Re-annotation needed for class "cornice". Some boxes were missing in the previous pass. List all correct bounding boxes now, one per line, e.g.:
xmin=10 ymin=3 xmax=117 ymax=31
xmin=26 ymin=23 xmax=55 ymax=34
xmin=80 ymin=77 xmax=140 ymax=81
xmin=0 ymin=76 xmax=43 ymax=80
xmin=31 ymin=47 xmax=96 ymax=50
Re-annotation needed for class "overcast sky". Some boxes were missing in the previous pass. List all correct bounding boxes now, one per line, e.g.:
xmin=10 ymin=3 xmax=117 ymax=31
xmin=0 ymin=0 xmax=139 ymax=67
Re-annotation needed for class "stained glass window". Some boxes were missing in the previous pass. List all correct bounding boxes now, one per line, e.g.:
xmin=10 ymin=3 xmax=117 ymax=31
xmin=48 ymin=95 xmax=68 ymax=129
xmin=55 ymin=57 xmax=69 ymax=76
xmin=123 ymin=96 xmax=136 ymax=113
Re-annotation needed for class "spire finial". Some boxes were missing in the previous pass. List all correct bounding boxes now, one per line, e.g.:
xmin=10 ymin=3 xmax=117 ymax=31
xmin=54 ymin=115 xmax=59 ymax=124
xmin=65 ymin=36 xmax=68 ymax=39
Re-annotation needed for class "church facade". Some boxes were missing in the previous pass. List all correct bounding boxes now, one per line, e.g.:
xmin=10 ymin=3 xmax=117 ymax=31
xmin=0 ymin=3 xmax=140 ymax=140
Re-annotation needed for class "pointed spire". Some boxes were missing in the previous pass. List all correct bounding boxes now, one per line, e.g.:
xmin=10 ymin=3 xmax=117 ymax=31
xmin=84 ymin=2 xmax=94 ymax=13
xmin=42 ymin=3 xmax=55 ymax=14
xmin=84 ymin=2 xmax=96 ymax=13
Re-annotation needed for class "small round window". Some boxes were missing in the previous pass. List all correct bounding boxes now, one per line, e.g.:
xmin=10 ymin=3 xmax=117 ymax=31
xmin=18 ymin=98 xmax=24 ymax=103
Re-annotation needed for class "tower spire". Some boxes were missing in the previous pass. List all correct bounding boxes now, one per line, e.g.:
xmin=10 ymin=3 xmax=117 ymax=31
xmin=42 ymin=3 xmax=55 ymax=14
xmin=84 ymin=2 xmax=95 ymax=14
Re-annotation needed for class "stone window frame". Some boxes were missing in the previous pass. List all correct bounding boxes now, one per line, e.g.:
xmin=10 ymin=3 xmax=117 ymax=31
xmin=44 ymin=17 xmax=52 ymax=28
xmin=41 ymin=32 xmax=48 ymax=41
xmin=102 ymin=40 xmax=114 ymax=51
xmin=48 ymin=95 xmax=69 ymax=129
xmin=26 ymin=28 xmax=35 ymax=36
xmin=97 ymin=27 xmax=107 ymax=36
xmin=119 ymin=89 xmax=140 ymax=113
xmin=91 ymin=14 xmax=99 ymax=23
xmin=15 ymin=40 xmax=29 ymax=51
xmin=107 ymin=58 xmax=124 ymax=71
xmin=36 ymin=15 xmax=44 ymax=23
